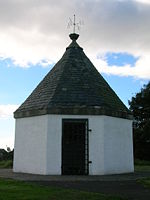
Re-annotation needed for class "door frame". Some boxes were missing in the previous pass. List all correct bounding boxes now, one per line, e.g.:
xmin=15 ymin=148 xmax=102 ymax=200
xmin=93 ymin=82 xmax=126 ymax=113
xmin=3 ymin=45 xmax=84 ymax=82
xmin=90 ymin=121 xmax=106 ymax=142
xmin=61 ymin=118 xmax=89 ymax=175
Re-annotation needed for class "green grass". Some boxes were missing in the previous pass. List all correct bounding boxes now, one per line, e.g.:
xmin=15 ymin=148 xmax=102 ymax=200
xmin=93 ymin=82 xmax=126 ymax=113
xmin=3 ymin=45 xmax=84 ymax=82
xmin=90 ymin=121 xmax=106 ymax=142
xmin=138 ymin=178 xmax=150 ymax=189
xmin=0 ymin=178 xmax=126 ymax=200
xmin=134 ymin=159 xmax=150 ymax=166
xmin=135 ymin=160 xmax=150 ymax=188
xmin=0 ymin=160 xmax=13 ymax=169
xmin=134 ymin=159 xmax=150 ymax=172
xmin=135 ymin=165 xmax=150 ymax=172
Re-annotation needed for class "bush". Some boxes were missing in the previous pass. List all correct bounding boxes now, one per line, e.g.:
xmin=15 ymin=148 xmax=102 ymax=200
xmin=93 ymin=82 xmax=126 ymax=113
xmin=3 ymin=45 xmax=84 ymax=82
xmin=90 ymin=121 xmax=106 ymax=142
xmin=0 ymin=160 xmax=13 ymax=169
xmin=0 ymin=149 xmax=14 ymax=161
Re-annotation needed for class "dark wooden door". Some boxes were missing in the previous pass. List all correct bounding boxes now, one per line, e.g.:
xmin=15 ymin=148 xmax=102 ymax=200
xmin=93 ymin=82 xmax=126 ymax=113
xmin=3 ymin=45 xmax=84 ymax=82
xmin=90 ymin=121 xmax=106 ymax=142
xmin=62 ymin=119 xmax=88 ymax=175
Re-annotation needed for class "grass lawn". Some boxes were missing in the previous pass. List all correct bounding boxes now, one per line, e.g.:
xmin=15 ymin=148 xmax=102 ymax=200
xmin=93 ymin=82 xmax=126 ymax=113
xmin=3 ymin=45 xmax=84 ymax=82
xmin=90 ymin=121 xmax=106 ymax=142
xmin=134 ymin=159 xmax=150 ymax=172
xmin=0 ymin=160 xmax=13 ymax=169
xmin=138 ymin=178 xmax=150 ymax=189
xmin=135 ymin=165 xmax=150 ymax=172
xmin=0 ymin=178 xmax=126 ymax=200
xmin=135 ymin=160 xmax=150 ymax=189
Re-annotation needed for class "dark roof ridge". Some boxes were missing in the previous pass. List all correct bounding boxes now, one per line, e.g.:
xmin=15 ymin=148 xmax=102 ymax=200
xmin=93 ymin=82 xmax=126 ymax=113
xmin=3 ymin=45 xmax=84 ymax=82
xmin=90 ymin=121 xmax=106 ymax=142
xmin=66 ymin=40 xmax=83 ymax=51
xmin=46 ymin=43 xmax=83 ymax=108
xmin=47 ymin=61 xmax=67 ymax=108
xmin=47 ymin=48 xmax=84 ymax=109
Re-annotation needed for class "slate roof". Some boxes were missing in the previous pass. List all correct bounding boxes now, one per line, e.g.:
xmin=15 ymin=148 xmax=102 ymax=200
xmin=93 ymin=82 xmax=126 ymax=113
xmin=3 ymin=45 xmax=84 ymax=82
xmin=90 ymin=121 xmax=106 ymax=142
xmin=14 ymin=33 xmax=132 ymax=119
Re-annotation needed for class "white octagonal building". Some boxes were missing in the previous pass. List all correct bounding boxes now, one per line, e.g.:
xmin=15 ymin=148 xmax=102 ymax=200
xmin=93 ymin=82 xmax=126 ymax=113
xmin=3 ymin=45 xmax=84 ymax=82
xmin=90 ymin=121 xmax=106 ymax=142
xmin=13 ymin=33 xmax=134 ymax=175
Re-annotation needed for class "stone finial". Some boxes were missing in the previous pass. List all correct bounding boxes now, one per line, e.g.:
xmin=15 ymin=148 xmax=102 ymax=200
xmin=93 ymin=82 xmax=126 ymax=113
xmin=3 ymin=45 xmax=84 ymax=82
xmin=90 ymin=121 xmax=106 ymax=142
xmin=69 ymin=33 xmax=79 ymax=41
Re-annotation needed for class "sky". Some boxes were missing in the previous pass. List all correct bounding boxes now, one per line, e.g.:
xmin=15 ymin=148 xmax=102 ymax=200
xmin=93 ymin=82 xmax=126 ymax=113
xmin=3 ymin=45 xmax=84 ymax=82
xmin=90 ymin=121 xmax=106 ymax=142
xmin=0 ymin=0 xmax=150 ymax=150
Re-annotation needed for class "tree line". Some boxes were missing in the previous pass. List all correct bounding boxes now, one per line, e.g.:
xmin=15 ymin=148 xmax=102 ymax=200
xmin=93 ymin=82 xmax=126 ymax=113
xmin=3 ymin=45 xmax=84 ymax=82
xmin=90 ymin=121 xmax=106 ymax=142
xmin=0 ymin=149 xmax=13 ymax=161
xmin=129 ymin=81 xmax=150 ymax=161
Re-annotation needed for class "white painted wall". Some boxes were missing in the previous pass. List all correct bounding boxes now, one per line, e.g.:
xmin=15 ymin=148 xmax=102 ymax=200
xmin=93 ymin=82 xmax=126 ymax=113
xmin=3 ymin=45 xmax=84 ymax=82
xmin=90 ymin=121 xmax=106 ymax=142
xmin=46 ymin=116 xmax=62 ymax=174
xmin=88 ymin=116 xmax=105 ymax=175
xmin=45 ymin=115 xmax=106 ymax=175
xmin=13 ymin=114 xmax=134 ymax=175
xmin=13 ymin=115 xmax=48 ymax=174
xmin=103 ymin=116 xmax=134 ymax=174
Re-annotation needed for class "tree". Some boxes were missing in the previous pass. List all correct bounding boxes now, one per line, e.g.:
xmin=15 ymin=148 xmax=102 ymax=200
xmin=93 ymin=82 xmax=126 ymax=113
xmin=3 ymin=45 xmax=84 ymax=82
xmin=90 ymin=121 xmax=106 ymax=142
xmin=129 ymin=81 xmax=150 ymax=160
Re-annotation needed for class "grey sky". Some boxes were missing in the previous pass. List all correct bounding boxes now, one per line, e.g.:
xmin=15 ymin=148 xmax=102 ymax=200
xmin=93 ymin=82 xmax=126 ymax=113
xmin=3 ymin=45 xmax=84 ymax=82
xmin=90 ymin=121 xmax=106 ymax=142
xmin=0 ymin=0 xmax=150 ymax=78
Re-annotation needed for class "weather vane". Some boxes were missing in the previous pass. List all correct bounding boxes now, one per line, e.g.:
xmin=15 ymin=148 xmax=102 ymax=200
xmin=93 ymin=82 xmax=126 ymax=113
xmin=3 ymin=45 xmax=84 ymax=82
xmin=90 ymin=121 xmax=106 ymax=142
xmin=67 ymin=14 xmax=84 ymax=33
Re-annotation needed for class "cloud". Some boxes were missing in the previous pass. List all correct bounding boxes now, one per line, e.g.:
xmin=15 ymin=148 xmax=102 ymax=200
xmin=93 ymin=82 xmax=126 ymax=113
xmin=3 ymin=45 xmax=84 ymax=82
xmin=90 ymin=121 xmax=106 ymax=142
xmin=0 ymin=105 xmax=19 ymax=119
xmin=134 ymin=0 xmax=150 ymax=4
xmin=0 ymin=0 xmax=150 ymax=79
xmin=91 ymin=53 xmax=150 ymax=79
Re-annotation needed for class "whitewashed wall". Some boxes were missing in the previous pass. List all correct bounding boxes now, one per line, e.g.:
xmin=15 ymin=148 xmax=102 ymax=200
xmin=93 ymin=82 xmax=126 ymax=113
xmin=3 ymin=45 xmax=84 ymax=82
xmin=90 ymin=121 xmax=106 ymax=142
xmin=46 ymin=116 xmax=62 ymax=174
xmin=88 ymin=116 xmax=105 ymax=175
xmin=103 ymin=116 xmax=134 ymax=174
xmin=45 ymin=115 xmax=106 ymax=175
xmin=13 ymin=115 xmax=48 ymax=174
xmin=13 ymin=114 xmax=134 ymax=175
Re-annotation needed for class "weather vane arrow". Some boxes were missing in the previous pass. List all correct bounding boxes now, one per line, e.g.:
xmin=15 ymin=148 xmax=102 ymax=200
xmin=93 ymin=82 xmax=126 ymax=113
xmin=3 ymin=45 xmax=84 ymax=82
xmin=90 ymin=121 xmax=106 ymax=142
xmin=67 ymin=14 xmax=84 ymax=34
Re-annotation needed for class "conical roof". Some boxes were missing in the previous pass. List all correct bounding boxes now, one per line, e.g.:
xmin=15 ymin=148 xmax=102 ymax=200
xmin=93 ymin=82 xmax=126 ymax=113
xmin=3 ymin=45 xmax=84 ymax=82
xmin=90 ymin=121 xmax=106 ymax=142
xmin=14 ymin=33 xmax=132 ymax=119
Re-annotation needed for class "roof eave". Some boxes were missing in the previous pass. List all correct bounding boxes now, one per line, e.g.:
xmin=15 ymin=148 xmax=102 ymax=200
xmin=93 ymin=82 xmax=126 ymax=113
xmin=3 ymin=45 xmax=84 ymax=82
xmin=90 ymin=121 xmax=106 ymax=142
xmin=14 ymin=106 xmax=133 ymax=120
